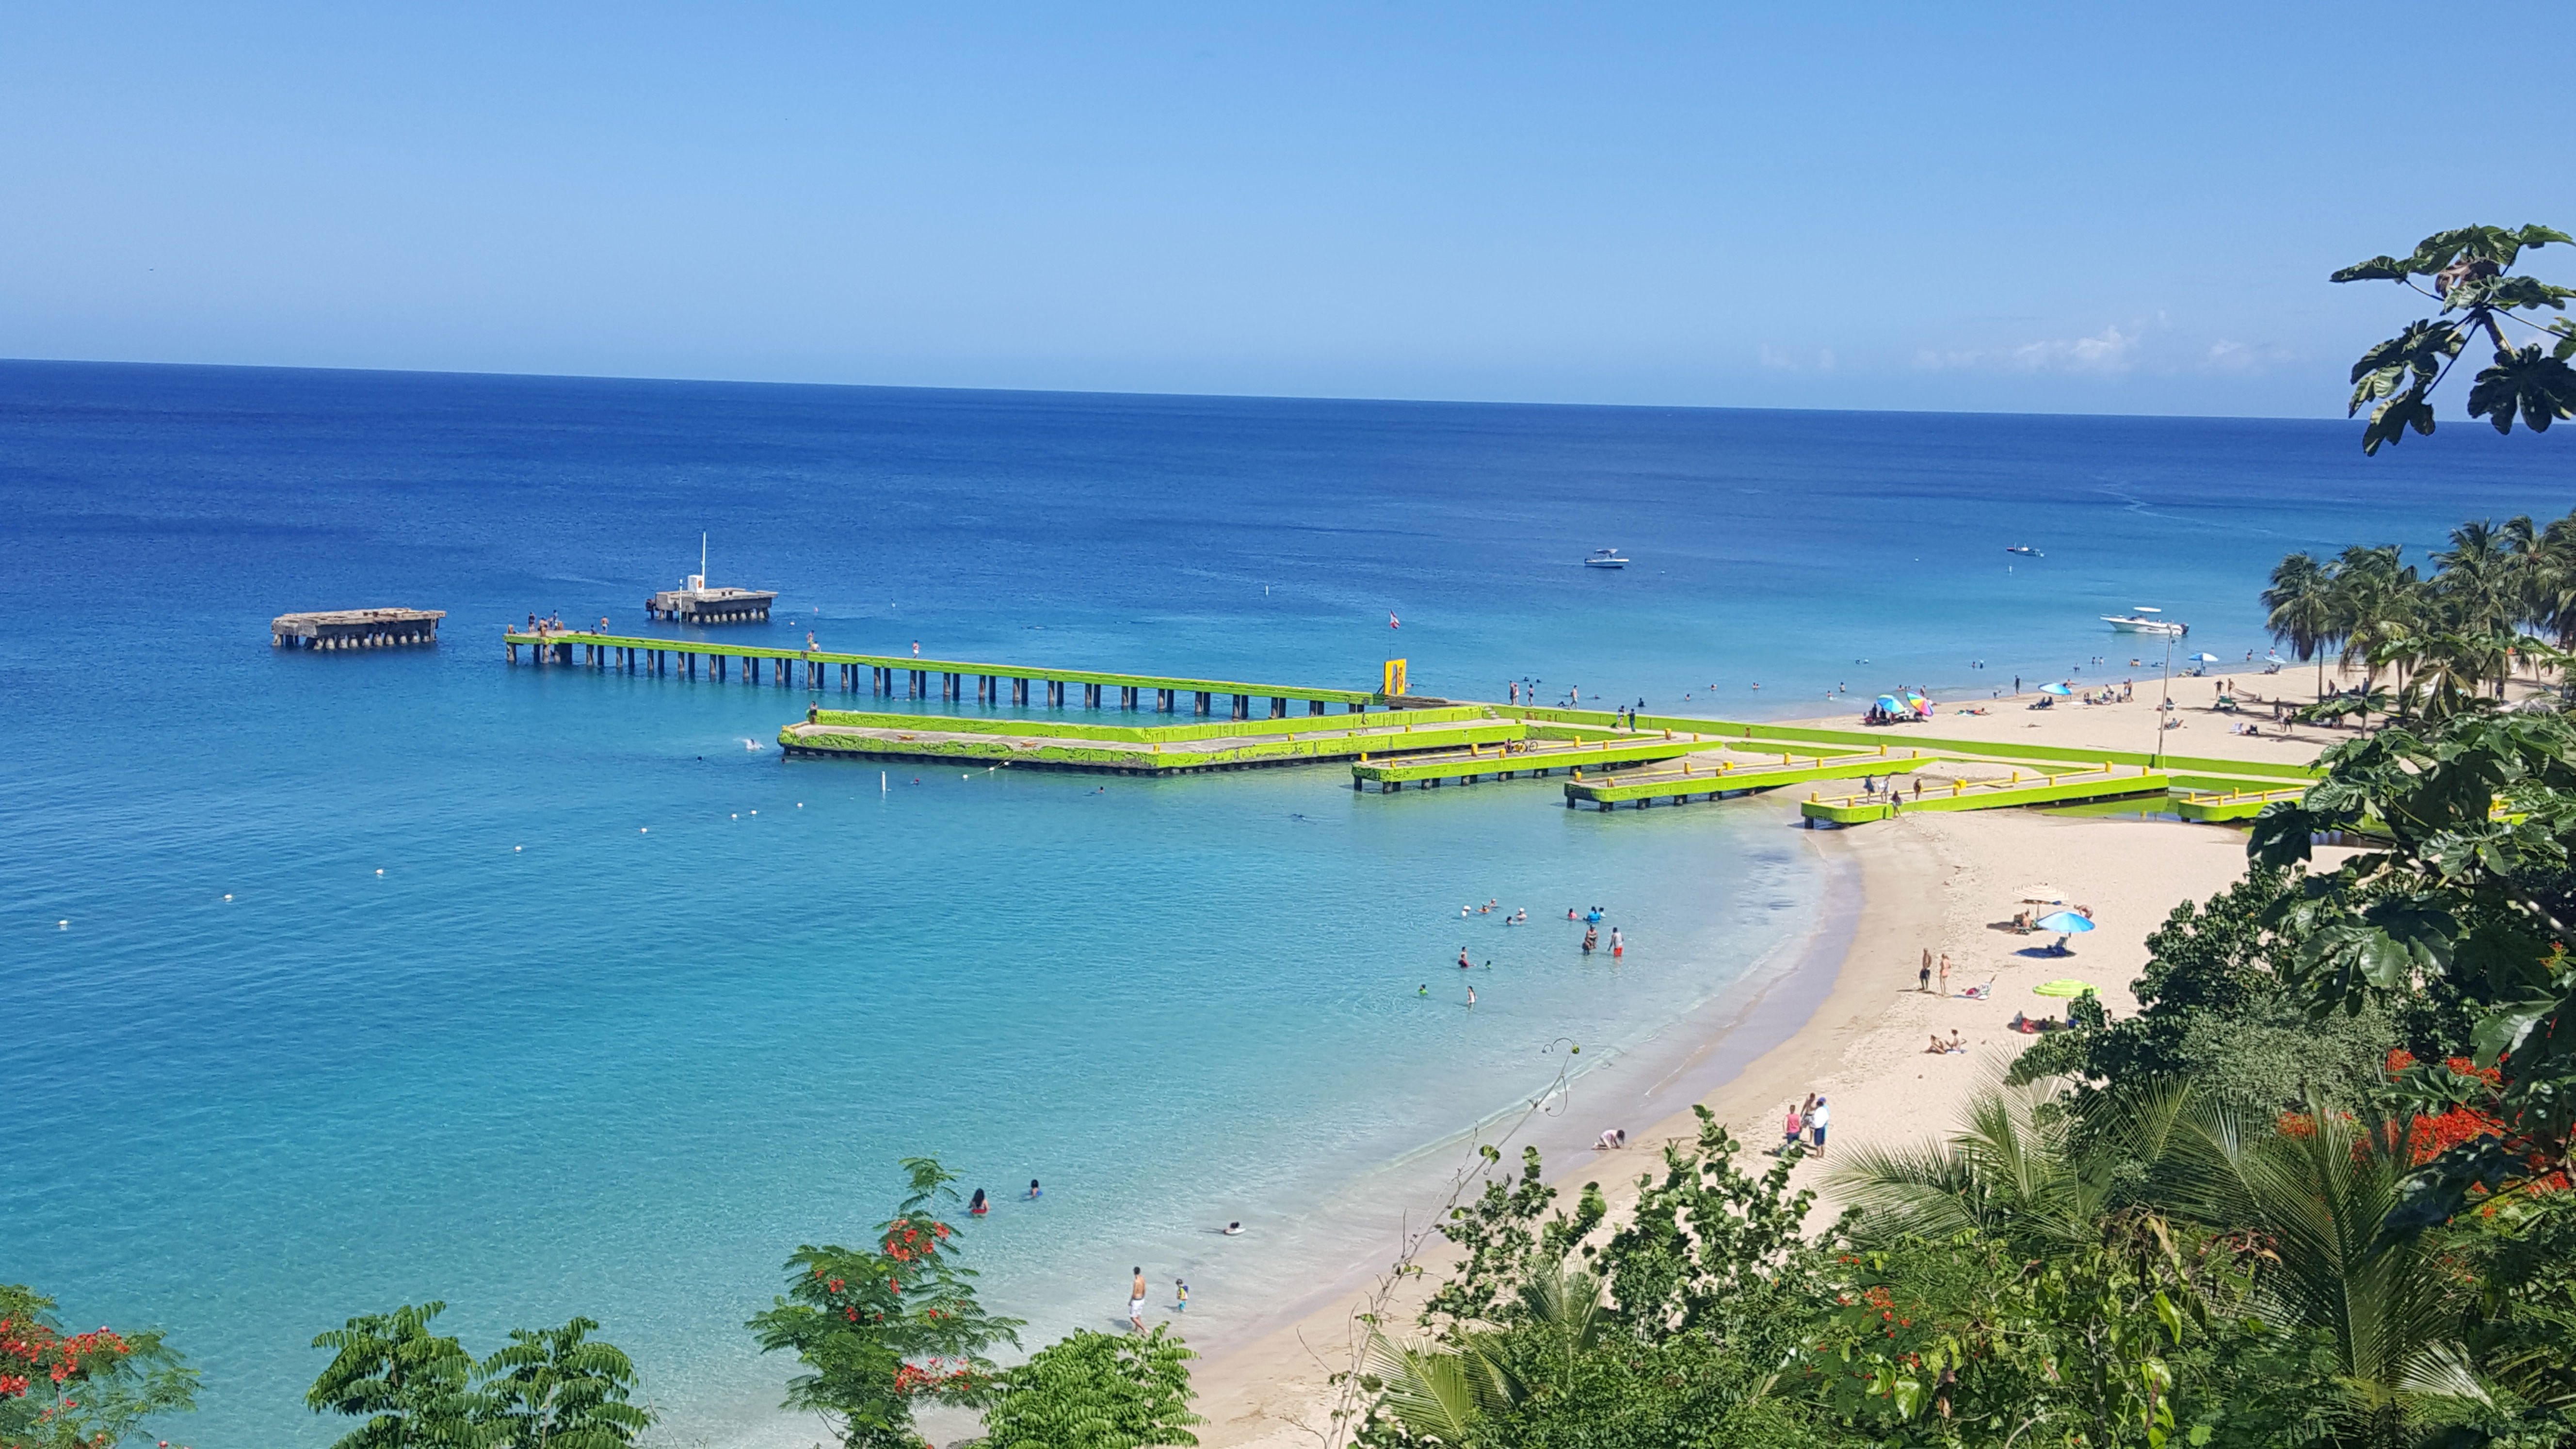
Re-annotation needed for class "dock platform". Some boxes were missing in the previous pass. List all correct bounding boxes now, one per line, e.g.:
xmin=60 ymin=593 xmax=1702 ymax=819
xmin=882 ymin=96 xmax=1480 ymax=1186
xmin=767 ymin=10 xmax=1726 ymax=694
xmin=779 ymin=707 xmax=1514 ymax=774
xmin=1562 ymin=751 xmax=1912 ymax=808
xmin=1798 ymin=766 xmax=2171 ymax=824
xmin=1348 ymin=731 xmax=1709 ymax=790
xmin=2171 ymin=785 xmax=2307 ymax=822
xmin=274 ymin=608 xmax=445 ymax=650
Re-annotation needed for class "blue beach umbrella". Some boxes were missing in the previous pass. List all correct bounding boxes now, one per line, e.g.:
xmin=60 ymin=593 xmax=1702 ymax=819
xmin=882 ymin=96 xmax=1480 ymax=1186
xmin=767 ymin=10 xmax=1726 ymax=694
xmin=2189 ymin=653 xmax=2222 ymax=664
xmin=1875 ymin=695 xmax=1904 ymax=713
xmin=2040 ymin=682 xmax=2074 ymax=696
xmin=2036 ymin=911 xmax=2094 ymax=934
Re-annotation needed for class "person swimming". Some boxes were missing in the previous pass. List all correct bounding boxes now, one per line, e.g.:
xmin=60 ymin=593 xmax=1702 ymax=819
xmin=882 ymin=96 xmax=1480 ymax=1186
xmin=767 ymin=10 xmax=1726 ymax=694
xmin=1458 ymin=947 xmax=1472 ymax=970
xmin=1418 ymin=983 xmax=1429 ymax=996
xmin=1224 ymin=1222 xmax=1244 ymax=1235
xmin=1027 ymin=1178 xmax=1043 ymax=1199
xmin=969 ymin=1188 xmax=988 ymax=1215
xmin=1581 ymin=926 xmax=1597 ymax=954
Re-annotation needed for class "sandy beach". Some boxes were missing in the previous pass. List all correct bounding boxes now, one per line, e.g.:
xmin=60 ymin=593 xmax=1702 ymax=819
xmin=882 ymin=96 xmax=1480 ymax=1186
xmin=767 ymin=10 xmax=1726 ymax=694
xmin=1184 ymin=683 xmax=2351 ymax=1449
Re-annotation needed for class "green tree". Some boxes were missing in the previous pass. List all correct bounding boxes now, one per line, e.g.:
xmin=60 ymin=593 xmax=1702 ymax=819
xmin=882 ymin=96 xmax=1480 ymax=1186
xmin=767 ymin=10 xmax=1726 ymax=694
xmin=475 ymin=1319 xmax=652 ymax=1449
xmin=2250 ymin=710 xmax=2576 ymax=1228
xmin=307 ymin=1302 xmax=490 ymax=1449
xmin=748 ymin=1157 xmax=1024 ymax=1449
xmin=981 ymin=1327 xmax=1199 ymax=1449
xmin=0 ymin=1285 xmax=197 ymax=1449
xmin=2334 ymin=225 xmax=2576 ymax=453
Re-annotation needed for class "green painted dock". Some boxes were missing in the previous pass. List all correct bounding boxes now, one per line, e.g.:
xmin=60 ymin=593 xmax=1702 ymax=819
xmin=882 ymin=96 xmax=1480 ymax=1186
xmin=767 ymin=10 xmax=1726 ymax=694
xmin=777 ymin=707 xmax=1515 ymax=774
xmin=2170 ymin=785 xmax=2307 ymax=822
xmin=506 ymin=630 xmax=1396 ymax=718
xmin=1798 ymin=766 xmax=2173 ymax=824
xmin=1349 ymin=729 xmax=1709 ymax=790
xmin=1562 ymin=751 xmax=1920 ymax=809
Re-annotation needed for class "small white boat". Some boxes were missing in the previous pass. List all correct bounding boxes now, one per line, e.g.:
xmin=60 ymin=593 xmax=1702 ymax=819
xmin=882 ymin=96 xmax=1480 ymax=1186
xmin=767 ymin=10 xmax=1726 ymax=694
xmin=1583 ymin=548 xmax=1629 ymax=569
xmin=2005 ymin=545 xmax=2043 ymax=557
xmin=2102 ymin=605 xmax=2188 ymax=636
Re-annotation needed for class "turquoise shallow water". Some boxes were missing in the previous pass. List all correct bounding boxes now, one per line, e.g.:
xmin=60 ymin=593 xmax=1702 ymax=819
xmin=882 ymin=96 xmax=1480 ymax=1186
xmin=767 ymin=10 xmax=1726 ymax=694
xmin=2 ymin=361 xmax=2566 ymax=1446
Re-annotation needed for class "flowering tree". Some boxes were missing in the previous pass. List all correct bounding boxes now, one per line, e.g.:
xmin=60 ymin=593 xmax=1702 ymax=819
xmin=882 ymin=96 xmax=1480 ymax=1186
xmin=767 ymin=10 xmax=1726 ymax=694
xmin=0 ymin=1285 xmax=197 ymax=1449
xmin=748 ymin=1157 xmax=1025 ymax=1449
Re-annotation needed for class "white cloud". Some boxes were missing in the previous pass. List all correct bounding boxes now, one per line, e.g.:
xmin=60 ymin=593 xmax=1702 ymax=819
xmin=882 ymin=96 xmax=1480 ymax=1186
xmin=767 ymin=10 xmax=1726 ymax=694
xmin=2203 ymin=339 xmax=2292 ymax=373
xmin=1915 ymin=324 xmax=2148 ymax=375
xmin=1759 ymin=345 xmax=1835 ymax=372
xmin=2009 ymin=325 xmax=2136 ymax=373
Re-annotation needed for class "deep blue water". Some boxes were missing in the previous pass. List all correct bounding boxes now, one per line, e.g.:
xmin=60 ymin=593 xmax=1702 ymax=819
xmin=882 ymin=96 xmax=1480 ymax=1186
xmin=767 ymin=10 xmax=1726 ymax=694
xmin=2 ymin=360 xmax=2565 ymax=1447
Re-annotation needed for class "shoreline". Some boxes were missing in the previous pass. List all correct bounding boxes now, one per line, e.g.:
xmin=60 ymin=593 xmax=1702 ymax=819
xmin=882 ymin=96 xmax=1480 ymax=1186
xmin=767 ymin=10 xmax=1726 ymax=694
xmin=1183 ymin=815 xmax=1945 ymax=1448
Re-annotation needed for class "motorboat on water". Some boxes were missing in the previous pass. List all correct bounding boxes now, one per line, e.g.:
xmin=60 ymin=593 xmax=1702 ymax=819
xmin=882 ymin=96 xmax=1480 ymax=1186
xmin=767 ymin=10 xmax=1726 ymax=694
xmin=1583 ymin=548 xmax=1629 ymax=569
xmin=2005 ymin=545 xmax=2043 ymax=556
xmin=2102 ymin=605 xmax=2188 ymax=636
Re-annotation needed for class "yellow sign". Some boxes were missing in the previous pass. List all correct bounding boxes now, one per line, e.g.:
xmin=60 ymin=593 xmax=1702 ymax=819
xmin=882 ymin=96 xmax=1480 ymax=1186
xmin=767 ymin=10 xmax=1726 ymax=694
xmin=1383 ymin=659 xmax=1408 ymax=696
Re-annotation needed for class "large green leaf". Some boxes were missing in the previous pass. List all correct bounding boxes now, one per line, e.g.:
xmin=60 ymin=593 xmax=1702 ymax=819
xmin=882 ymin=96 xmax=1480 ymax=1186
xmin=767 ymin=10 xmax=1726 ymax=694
xmin=2465 ymin=345 xmax=2576 ymax=434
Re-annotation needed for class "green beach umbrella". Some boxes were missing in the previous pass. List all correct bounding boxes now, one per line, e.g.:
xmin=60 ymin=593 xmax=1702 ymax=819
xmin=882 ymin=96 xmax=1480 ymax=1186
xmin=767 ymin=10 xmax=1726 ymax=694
xmin=2032 ymin=979 xmax=2094 ymax=998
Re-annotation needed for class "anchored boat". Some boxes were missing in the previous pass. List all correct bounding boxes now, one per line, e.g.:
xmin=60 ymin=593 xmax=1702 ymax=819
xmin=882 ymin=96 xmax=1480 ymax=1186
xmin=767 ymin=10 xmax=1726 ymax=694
xmin=2101 ymin=605 xmax=2187 ymax=636
xmin=1583 ymin=548 xmax=1629 ymax=569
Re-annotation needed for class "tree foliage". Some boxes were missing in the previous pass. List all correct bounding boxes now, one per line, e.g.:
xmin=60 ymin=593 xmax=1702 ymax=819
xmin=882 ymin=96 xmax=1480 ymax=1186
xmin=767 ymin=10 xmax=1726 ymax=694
xmin=306 ymin=1304 xmax=650 ymax=1449
xmin=0 ymin=1285 xmax=196 ymax=1449
xmin=2334 ymin=225 xmax=2575 ymax=452
xmin=981 ymin=1327 xmax=1199 ymax=1449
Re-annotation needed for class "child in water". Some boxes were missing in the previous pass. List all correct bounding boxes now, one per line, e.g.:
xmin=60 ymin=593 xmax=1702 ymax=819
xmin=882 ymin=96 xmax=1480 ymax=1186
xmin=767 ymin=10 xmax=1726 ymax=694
xmin=969 ymin=1188 xmax=988 ymax=1215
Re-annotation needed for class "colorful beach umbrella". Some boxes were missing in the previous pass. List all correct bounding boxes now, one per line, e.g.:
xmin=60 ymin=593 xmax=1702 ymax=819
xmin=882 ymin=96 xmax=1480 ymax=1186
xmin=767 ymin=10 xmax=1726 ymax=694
xmin=2036 ymin=911 xmax=2095 ymax=934
xmin=2040 ymin=682 xmax=2074 ymax=696
xmin=1875 ymin=694 xmax=1904 ymax=713
xmin=2032 ymin=979 xmax=2094 ymax=998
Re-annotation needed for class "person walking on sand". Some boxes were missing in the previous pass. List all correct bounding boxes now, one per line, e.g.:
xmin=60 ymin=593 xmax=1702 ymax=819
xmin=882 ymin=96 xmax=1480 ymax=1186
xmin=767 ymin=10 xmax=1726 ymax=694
xmin=1809 ymin=1097 xmax=1831 ymax=1152
xmin=1938 ymin=953 xmax=1952 ymax=995
xmin=1129 ymin=1268 xmax=1148 ymax=1332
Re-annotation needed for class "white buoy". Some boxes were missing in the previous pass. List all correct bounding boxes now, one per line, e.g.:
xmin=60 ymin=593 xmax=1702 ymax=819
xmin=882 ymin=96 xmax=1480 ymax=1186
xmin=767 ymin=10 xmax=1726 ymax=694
xmin=640 ymin=827 xmax=648 ymax=833
xmin=796 ymin=803 xmax=803 ymax=807
xmin=732 ymin=813 xmax=739 ymax=819
xmin=376 ymin=869 xmax=385 ymax=876
xmin=58 ymin=919 xmax=69 ymax=929
xmin=515 ymin=846 xmax=522 ymax=852
xmin=224 ymin=893 xmax=233 ymax=901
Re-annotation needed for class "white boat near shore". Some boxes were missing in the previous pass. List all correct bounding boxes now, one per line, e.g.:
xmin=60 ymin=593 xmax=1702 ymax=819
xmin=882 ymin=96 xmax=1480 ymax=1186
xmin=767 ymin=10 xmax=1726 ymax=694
xmin=1583 ymin=548 xmax=1629 ymax=568
xmin=2102 ymin=605 xmax=2187 ymax=636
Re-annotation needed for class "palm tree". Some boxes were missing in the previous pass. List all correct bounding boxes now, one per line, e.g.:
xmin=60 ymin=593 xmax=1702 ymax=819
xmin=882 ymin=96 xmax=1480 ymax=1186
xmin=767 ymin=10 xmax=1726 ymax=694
xmin=2265 ymin=552 xmax=2338 ymax=702
xmin=2159 ymin=1098 xmax=2491 ymax=1443
xmin=1359 ymin=1261 xmax=1603 ymax=1440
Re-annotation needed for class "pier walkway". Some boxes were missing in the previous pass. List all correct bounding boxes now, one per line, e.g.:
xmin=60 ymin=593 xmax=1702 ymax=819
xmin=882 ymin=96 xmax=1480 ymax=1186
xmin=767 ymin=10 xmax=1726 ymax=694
xmin=504 ymin=630 xmax=1389 ymax=717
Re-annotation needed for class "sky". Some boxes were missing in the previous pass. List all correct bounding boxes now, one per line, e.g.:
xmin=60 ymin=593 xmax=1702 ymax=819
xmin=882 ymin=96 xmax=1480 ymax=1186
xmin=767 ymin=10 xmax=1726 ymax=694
xmin=3 ymin=1 xmax=2569 ymax=416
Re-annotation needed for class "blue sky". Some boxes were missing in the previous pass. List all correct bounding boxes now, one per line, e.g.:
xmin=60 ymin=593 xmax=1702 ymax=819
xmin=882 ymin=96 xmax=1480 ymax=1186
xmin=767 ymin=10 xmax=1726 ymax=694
xmin=3 ymin=2 xmax=2565 ymax=415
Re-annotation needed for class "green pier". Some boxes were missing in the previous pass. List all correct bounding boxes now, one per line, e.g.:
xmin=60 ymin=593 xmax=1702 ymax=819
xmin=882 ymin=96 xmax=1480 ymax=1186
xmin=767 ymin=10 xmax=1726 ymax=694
xmin=502 ymin=635 xmax=2319 ymax=822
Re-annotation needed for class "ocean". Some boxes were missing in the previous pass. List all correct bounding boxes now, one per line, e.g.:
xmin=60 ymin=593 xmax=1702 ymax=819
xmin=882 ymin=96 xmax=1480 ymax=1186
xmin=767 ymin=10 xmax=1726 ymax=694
xmin=2 ymin=359 xmax=2564 ymax=1447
